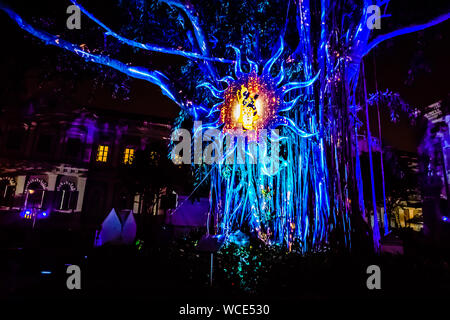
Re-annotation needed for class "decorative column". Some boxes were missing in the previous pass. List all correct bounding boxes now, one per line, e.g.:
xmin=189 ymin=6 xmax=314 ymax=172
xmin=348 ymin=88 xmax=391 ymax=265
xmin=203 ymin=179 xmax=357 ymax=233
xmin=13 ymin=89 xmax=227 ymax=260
xmin=15 ymin=175 xmax=26 ymax=195
xmin=47 ymin=173 xmax=57 ymax=191
xmin=76 ymin=177 xmax=87 ymax=212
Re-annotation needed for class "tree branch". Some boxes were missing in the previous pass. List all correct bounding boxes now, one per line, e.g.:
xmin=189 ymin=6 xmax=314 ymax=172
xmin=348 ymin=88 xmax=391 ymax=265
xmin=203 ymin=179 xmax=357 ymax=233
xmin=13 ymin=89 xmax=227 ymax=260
xmin=71 ymin=0 xmax=233 ymax=64
xmin=159 ymin=0 xmax=218 ymax=80
xmin=363 ymin=12 xmax=450 ymax=57
xmin=0 ymin=3 xmax=184 ymax=108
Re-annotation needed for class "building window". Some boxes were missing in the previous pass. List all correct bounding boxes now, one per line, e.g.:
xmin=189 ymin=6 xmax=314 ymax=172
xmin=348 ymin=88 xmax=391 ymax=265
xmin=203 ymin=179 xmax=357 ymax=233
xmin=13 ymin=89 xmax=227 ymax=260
xmin=149 ymin=150 xmax=159 ymax=166
xmin=133 ymin=193 xmax=143 ymax=214
xmin=0 ymin=179 xmax=15 ymax=207
xmin=123 ymin=148 xmax=135 ymax=164
xmin=96 ymin=145 xmax=109 ymax=162
xmin=56 ymin=184 xmax=78 ymax=211
xmin=6 ymin=130 xmax=25 ymax=150
xmin=25 ymin=181 xmax=46 ymax=209
xmin=36 ymin=134 xmax=53 ymax=153
xmin=67 ymin=138 xmax=82 ymax=159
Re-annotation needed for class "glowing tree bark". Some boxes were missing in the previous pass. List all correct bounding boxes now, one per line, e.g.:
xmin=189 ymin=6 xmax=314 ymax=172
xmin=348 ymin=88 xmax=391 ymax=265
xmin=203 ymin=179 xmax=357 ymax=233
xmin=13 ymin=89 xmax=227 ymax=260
xmin=1 ymin=0 xmax=448 ymax=252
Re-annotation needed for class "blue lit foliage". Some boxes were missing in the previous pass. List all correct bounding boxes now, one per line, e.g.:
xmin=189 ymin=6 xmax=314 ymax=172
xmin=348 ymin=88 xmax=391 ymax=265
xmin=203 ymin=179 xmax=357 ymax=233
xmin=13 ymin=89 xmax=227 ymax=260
xmin=193 ymin=39 xmax=330 ymax=252
xmin=2 ymin=0 xmax=448 ymax=253
xmin=368 ymin=90 xmax=419 ymax=123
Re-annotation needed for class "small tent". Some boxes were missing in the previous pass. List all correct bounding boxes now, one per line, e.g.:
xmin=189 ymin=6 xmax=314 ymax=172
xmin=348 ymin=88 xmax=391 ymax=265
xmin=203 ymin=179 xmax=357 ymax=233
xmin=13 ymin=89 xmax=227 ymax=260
xmin=94 ymin=209 xmax=137 ymax=247
xmin=165 ymin=196 xmax=209 ymax=227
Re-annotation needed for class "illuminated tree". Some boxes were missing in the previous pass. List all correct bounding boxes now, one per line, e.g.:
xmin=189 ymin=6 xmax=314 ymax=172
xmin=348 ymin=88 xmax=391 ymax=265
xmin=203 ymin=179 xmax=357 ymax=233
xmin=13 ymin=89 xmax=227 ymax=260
xmin=1 ymin=0 xmax=448 ymax=252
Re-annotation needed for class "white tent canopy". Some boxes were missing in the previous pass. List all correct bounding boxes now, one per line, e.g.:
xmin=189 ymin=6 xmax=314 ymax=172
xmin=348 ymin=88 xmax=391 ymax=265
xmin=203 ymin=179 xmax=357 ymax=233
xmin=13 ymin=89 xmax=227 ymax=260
xmin=95 ymin=208 xmax=137 ymax=247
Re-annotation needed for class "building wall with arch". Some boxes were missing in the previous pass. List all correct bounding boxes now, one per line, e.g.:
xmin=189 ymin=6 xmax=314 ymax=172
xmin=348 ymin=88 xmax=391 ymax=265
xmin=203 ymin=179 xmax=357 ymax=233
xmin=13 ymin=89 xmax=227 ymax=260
xmin=0 ymin=107 xmax=172 ymax=223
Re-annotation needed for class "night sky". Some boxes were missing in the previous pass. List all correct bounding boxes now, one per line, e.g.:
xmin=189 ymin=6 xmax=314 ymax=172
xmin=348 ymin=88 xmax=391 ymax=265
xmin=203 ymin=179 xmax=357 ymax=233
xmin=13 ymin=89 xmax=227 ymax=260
xmin=0 ymin=0 xmax=449 ymax=153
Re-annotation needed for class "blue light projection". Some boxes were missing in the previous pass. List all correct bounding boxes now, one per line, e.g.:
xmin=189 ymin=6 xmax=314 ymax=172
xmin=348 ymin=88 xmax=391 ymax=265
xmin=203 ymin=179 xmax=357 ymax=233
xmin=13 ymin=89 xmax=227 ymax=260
xmin=1 ymin=0 xmax=448 ymax=253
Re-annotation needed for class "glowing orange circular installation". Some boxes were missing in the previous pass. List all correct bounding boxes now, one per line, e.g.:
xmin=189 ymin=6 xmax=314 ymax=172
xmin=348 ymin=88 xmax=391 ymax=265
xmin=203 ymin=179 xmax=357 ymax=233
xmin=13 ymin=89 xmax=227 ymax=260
xmin=220 ymin=72 xmax=280 ymax=139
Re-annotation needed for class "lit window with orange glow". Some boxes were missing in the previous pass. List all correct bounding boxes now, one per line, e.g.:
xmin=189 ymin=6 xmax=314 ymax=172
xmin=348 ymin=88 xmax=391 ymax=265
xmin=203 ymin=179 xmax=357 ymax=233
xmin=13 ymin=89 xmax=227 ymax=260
xmin=123 ymin=148 xmax=135 ymax=164
xmin=96 ymin=145 xmax=109 ymax=162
